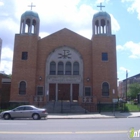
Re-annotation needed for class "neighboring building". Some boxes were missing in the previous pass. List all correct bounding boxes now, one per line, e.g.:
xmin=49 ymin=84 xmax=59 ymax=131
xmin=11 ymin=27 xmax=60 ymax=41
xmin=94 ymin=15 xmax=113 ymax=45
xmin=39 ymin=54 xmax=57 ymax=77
xmin=118 ymin=73 xmax=140 ymax=99
xmin=0 ymin=73 xmax=11 ymax=104
xmin=0 ymin=39 xmax=11 ymax=105
xmin=0 ymin=38 xmax=2 ymax=65
xmin=10 ymin=7 xmax=118 ymax=111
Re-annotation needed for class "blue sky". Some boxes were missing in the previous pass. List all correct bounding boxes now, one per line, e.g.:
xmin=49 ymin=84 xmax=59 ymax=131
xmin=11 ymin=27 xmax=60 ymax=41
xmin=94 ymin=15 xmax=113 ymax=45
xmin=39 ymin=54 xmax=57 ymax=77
xmin=0 ymin=0 xmax=139 ymax=81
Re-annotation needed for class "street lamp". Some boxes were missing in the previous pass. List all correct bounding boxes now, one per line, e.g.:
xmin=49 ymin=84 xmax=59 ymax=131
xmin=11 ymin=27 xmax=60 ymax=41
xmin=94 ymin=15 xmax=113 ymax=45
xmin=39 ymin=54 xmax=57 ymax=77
xmin=126 ymin=70 xmax=128 ymax=102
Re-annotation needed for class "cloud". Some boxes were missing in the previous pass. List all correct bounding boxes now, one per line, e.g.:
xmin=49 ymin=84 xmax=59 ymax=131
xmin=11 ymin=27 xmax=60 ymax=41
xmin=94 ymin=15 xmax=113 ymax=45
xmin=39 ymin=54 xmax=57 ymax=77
xmin=119 ymin=67 xmax=130 ymax=72
xmin=39 ymin=32 xmax=50 ymax=39
xmin=124 ymin=41 xmax=140 ymax=59
xmin=0 ymin=47 xmax=13 ymax=74
xmin=37 ymin=1 xmax=119 ymax=38
xmin=0 ymin=60 xmax=12 ymax=75
xmin=117 ymin=45 xmax=124 ymax=51
xmin=95 ymin=0 xmax=110 ymax=4
xmin=12 ymin=0 xmax=97 ymax=39
xmin=110 ymin=14 xmax=120 ymax=33
xmin=1 ymin=47 xmax=13 ymax=61
xmin=121 ymin=0 xmax=134 ymax=2
xmin=118 ymin=67 xmax=130 ymax=80
xmin=0 ymin=0 xmax=123 ymax=74
xmin=121 ymin=0 xmax=140 ymax=20
xmin=0 ymin=0 xmax=120 ymax=41
xmin=117 ymin=41 xmax=140 ymax=59
xmin=0 ymin=1 xmax=4 ymax=6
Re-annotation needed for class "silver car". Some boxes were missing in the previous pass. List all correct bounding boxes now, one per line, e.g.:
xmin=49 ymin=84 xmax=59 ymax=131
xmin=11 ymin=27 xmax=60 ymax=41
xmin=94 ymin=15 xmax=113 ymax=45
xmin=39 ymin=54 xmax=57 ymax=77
xmin=0 ymin=105 xmax=48 ymax=120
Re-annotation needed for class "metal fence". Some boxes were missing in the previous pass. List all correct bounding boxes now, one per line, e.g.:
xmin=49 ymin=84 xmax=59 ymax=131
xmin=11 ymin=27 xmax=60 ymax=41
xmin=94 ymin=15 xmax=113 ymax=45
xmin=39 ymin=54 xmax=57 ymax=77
xmin=0 ymin=102 xmax=29 ymax=111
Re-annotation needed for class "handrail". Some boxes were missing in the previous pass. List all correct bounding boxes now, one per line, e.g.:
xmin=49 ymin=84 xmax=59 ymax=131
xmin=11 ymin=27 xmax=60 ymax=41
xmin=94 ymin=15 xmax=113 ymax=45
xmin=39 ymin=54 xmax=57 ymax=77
xmin=83 ymin=96 xmax=94 ymax=103
xmin=53 ymin=100 xmax=55 ymax=113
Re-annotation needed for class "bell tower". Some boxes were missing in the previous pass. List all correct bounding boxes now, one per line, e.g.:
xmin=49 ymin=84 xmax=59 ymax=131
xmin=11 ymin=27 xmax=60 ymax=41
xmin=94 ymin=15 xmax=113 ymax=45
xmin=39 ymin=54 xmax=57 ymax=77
xmin=20 ymin=10 xmax=40 ymax=36
xmin=10 ymin=5 xmax=40 ymax=104
xmin=92 ymin=3 xmax=111 ymax=36
xmin=91 ymin=3 xmax=117 ymax=103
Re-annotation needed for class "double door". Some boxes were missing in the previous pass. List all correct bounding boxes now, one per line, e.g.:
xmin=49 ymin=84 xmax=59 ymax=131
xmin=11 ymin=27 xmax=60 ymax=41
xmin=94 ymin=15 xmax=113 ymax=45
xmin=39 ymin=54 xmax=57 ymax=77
xmin=49 ymin=84 xmax=79 ymax=101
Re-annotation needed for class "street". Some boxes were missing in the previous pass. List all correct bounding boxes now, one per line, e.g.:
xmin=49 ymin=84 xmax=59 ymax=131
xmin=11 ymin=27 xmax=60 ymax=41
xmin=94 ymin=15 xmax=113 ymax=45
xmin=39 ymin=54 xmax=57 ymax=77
xmin=0 ymin=118 xmax=139 ymax=140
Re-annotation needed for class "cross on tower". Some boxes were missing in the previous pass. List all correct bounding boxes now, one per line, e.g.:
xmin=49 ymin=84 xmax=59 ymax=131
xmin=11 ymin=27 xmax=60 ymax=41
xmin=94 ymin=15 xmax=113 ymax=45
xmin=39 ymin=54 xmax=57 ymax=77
xmin=97 ymin=3 xmax=105 ymax=11
xmin=28 ymin=3 xmax=36 ymax=10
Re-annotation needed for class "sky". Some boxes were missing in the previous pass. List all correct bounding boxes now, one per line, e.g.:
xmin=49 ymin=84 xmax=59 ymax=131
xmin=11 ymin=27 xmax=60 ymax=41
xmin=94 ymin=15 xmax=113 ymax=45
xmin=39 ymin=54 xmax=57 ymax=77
xmin=0 ymin=0 xmax=139 ymax=81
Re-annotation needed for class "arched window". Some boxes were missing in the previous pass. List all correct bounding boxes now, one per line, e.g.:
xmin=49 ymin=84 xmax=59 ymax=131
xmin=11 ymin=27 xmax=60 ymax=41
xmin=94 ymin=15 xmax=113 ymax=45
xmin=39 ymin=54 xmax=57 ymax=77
xmin=73 ymin=62 xmax=79 ymax=75
xmin=58 ymin=62 xmax=64 ymax=75
xmin=50 ymin=61 xmax=56 ymax=75
xmin=95 ymin=20 xmax=99 ymax=34
xmin=19 ymin=81 xmax=26 ymax=95
xmin=65 ymin=62 xmax=71 ymax=75
xmin=102 ymin=82 xmax=109 ymax=96
xmin=32 ymin=20 xmax=36 ymax=34
xmin=101 ymin=19 xmax=106 ymax=34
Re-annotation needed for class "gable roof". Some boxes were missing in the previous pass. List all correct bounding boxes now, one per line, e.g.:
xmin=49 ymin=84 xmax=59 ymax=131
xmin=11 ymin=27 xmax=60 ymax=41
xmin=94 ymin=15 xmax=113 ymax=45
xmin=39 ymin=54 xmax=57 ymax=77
xmin=40 ymin=28 xmax=91 ymax=42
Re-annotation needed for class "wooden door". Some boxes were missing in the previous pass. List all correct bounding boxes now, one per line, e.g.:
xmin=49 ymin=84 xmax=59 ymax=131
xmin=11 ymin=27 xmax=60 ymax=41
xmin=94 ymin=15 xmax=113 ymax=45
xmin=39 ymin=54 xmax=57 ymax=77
xmin=72 ymin=84 xmax=79 ymax=101
xmin=58 ymin=84 xmax=70 ymax=100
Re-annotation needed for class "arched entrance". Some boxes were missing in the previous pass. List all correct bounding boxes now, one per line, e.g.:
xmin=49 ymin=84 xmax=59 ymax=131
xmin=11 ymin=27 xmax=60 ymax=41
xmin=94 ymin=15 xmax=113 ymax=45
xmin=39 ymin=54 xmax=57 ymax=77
xmin=46 ymin=46 xmax=83 ymax=102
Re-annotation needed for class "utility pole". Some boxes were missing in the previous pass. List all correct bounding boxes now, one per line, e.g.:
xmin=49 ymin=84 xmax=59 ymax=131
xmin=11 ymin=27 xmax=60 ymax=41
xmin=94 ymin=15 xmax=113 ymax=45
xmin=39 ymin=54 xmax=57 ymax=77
xmin=126 ymin=70 xmax=128 ymax=102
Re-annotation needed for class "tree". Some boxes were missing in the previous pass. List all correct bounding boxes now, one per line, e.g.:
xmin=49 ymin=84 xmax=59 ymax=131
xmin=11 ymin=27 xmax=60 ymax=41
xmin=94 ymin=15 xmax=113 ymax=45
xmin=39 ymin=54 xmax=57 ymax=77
xmin=8 ymin=74 xmax=12 ymax=78
xmin=128 ymin=83 xmax=140 ymax=99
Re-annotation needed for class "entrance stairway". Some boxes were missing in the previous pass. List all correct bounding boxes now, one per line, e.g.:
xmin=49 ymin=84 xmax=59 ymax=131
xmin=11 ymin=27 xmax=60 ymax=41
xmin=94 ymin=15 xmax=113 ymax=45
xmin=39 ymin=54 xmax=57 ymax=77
xmin=46 ymin=101 xmax=88 ymax=114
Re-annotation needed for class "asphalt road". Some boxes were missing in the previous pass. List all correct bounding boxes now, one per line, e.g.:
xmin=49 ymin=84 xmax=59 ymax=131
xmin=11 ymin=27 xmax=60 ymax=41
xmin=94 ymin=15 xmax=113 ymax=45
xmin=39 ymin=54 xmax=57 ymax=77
xmin=0 ymin=118 xmax=139 ymax=140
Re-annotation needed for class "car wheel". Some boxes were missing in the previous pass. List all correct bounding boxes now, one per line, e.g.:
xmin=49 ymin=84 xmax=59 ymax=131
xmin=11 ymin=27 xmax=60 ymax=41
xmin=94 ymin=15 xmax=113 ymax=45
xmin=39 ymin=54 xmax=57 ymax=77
xmin=32 ymin=113 xmax=40 ymax=120
xmin=4 ymin=113 xmax=11 ymax=120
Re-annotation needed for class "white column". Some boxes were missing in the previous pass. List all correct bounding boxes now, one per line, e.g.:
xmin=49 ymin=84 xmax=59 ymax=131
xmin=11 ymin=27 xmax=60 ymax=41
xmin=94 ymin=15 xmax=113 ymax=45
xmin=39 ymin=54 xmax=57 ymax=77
xmin=109 ymin=20 xmax=111 ymax=34
xmin=46 ymin=83 xmax=49 ymax=102
xmin=105 ymin=19 xmax=108 ymax=34
xmin=70 ymin=84 xmax=73 ymax=102
xmin=99 ymin=19 xmax=101 ymax=34
xmin=56 ymin=84 xmax=58 ymax=101
xmin=79 ymin=83 xmax=83 ymax=97
xmin=20 ymin=20 xmax=22 ymax=34
xmin=92 ymin=19 xmax=95 ymax=35
xmin=29 ymin=19 xmax=33 ymax=34
xmin=23 ymin=19 xmax=26 ymax=34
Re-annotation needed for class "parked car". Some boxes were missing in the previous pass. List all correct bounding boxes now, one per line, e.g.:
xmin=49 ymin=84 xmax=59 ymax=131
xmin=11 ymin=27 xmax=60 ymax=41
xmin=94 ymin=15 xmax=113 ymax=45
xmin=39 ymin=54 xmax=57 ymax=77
xmin=118 ymin=98 xmax=126 ymax=103
xmin=0 ymin=105 xmax=48 ymax=120
xmin=133 ymin=99 xmax=138 ymax=105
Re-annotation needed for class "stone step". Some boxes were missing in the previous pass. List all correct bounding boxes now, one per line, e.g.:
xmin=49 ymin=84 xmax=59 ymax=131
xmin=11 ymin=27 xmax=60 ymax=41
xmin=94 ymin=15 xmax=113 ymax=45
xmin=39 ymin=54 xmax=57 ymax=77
xmin=46 ymin=101 xmax=88 ymax=113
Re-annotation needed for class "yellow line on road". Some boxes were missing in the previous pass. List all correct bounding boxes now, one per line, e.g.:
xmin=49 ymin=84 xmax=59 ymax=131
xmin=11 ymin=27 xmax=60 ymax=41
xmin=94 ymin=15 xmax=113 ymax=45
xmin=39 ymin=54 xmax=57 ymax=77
xmin=75 ymin=130 xmax=127 ymax=134
xmin=0 ymin=131 xmax=72 ymax=134
xmin=0 ymin=130 xmax=127 ymax=135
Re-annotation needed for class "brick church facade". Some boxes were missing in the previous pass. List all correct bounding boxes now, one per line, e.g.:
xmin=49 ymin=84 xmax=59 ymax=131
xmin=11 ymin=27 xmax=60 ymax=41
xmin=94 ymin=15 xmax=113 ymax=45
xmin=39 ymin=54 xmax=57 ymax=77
xmin=10 ymin=8 xmax=118 ymax=111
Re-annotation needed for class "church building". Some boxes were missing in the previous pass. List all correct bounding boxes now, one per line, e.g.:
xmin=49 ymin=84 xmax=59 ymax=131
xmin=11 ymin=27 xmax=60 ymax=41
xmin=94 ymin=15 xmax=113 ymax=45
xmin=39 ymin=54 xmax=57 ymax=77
xmin=10 ymin=4 xmax=118 ymax=111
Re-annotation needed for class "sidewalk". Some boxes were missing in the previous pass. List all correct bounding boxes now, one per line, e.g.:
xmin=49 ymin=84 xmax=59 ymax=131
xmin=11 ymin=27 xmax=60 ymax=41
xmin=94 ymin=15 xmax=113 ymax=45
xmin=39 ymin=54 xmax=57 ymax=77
xmin=47 ymin=112 xmax=140 ymax=119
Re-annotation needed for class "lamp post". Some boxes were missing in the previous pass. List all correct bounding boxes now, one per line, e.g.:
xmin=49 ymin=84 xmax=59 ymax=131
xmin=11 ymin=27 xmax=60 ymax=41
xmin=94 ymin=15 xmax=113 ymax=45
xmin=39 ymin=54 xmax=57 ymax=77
xmin=126 ymin=70 xmax=128 ymax=102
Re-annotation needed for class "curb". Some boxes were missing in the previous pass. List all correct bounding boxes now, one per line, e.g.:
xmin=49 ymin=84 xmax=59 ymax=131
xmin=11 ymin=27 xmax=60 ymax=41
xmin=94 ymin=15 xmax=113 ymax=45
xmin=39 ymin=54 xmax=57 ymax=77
xmin=47 ymin=115 xmax=117 ymax=119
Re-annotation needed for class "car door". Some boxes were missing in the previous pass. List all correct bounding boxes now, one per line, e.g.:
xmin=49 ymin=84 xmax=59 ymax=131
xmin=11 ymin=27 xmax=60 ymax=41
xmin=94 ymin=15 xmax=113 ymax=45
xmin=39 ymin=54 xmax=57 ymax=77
xmin=10 ymin=106 xmax=25 ymax=118
xmin=23 ymin=106 xmax=34 ymax=118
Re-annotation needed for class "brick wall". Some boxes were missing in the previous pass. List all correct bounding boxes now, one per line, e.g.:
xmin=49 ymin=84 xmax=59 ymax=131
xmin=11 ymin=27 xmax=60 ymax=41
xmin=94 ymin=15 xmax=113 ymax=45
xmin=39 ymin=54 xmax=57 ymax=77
xmin=92 ymin=35 xmax=118 ymax=102
xmin=10 ymin=34 xmax=38 ymax=103
xmin=10 ymin=28 xmax=118 ymax=104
